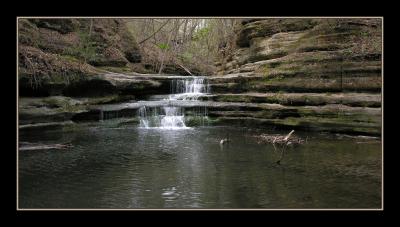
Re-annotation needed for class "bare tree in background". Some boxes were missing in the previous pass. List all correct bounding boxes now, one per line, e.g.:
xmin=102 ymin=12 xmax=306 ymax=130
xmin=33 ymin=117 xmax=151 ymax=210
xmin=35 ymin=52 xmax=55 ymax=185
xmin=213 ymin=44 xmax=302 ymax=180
xmin=124 ymin=18 xmax=238 ymax=75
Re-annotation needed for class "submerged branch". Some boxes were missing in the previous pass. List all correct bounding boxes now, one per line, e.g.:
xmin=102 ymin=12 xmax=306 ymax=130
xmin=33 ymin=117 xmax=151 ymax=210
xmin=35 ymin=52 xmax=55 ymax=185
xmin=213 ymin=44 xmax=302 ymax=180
xmin=255 ymin=130 xmax=304 ymax=145
xmin=253 ymin=130 xmax=304 ymax=165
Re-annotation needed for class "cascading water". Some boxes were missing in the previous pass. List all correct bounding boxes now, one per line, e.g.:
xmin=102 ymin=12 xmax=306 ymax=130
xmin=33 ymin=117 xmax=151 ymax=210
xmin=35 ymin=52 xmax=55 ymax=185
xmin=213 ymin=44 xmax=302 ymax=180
xmin=138 ymin=106 xmax=187 ymax=129
xmin=138 ymin=77 xmax=210 ymax=129
xmin=169 ymin=77 xmax=211 ymax=101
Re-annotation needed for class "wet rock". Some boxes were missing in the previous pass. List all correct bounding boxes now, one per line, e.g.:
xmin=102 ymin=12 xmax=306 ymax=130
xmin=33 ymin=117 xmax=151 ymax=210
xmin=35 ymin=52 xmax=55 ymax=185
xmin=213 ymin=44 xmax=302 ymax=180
xmin=19 ymin=121 xmax=75 ymax=131
xmin=19 ymin=96 xmax=87 ymax=124
xmin=212 ymin=116 xmax=381 ymax=136
xmin=18 ymin=95 xmax=136 ymax=125
xmin=210 ymin=92 xmax=381 ymax=107
xmin=208 ymin=73 xmax=381 ymax=93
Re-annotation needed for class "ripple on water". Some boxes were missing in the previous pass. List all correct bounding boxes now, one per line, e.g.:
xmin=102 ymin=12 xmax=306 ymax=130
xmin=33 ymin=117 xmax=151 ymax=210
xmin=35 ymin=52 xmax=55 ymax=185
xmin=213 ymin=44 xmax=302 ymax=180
xmin=18 ymin=126 xmax=382 ymax=209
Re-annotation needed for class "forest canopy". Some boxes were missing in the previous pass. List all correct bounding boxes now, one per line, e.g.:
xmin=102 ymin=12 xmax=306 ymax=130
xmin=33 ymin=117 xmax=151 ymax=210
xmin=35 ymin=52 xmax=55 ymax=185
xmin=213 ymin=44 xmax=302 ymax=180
xmin=124 ymin=19 xmax=238 ymax=75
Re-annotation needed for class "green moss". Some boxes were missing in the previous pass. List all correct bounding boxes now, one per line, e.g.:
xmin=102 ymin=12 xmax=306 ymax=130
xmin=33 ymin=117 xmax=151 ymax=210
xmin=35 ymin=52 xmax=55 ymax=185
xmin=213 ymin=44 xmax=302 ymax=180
xmin=185 ymin=116 xmax=211 ymax=127
xmin=282 ymin=117 xmax=301 ymax=126
xmin=63 ymin=30 xmax=99 ymax=63
xmin=217 ymin=95 xmax=247 ymax=102
xmin=263 ymin=74 xmax=285 ymax=83
xmin=134 ymin=84 xmax=145 ymax=90
xmin=42 ymin=97 xmax=85 ymax=113
xmin=204 ymin=117 xmax=221 ymax=125
xmin=263 ymin=64 xmax=269 ymax=77
xmin=42 ymin=97 xmax=63 ymax=107
xmin=269 ymin=61 xmax=282 ymax=68
xmin=56 ymin=103 xmax=84 ymax=113
xmin=59 ymin=55 xmax=81 ymax=63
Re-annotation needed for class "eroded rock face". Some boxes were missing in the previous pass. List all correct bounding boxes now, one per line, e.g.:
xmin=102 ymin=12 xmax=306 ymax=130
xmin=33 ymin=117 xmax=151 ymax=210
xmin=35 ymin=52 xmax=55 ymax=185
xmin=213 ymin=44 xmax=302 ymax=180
xmin=212 ymin=18 xmax=382 ymax=135
xmin=20 ymin=18 xmax=142 ymax=66
xmin=208 ymin=92 xmax=381 ymax=107
xmin=217 ymin=18 xmax=382 ymax=94
xmin=18 ymin=18 xmax=144 ymax=97
xmin=236 ymin=19 xmax=319 ymax=48
xmin=18 ymin=45 xmax=99 ymax=96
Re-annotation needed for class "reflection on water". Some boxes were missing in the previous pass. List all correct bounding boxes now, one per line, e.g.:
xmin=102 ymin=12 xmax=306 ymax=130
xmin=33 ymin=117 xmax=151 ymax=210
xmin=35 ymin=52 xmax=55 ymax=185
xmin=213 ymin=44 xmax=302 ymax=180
xmin=18 ymin=125 xmax=381 ymax=208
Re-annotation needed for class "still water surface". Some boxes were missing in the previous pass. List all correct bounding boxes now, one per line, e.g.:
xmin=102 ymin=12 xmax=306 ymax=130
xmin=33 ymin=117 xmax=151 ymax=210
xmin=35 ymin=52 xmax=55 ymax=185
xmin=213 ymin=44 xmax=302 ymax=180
xmin=18 ymin=123 xmax=381 ymax=209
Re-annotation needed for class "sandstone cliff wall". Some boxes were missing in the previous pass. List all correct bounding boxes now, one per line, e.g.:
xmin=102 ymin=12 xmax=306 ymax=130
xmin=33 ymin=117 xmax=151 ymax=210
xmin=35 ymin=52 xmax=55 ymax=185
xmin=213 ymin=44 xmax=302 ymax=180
xmin=210 ymin=18 xmax=382 ymax=135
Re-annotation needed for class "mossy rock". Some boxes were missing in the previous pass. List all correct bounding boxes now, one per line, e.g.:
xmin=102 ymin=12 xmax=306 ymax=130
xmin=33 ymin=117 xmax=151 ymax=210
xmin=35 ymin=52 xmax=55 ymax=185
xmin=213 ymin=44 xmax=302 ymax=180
xmin=185 ymin=116 xmax=211 ymax=127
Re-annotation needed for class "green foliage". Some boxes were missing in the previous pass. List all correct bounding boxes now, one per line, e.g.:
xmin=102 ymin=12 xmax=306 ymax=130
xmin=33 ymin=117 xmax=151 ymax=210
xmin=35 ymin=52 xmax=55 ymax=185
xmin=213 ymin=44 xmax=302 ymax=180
xmin=63 ymin=30 xmax=98 ymax=63
xmin=360 ymin=30 xmax=370 ymax=37
xmin=263 ymin=65 xmax=269 ymax=77
xmin=193 ymin=27 xmax=210 ymax=41
xmin=178 ymin=51 xmax=193 ymax=63
xmin=157 ymin=43 xmax=170 ymax=50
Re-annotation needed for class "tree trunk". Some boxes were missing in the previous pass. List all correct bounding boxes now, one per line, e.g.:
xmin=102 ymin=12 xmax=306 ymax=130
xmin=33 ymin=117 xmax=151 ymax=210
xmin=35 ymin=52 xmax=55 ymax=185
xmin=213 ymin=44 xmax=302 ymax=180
xmin=158 ymin=27 xmax=173 ymax=74
xmin=183 ymin=19 xmax=188 ymax=42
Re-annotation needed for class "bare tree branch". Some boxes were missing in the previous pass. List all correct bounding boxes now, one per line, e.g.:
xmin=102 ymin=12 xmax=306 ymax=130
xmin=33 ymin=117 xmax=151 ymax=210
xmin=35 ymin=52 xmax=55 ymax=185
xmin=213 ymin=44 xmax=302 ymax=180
xmin=138 ymin=19 xmax=171 ymax=45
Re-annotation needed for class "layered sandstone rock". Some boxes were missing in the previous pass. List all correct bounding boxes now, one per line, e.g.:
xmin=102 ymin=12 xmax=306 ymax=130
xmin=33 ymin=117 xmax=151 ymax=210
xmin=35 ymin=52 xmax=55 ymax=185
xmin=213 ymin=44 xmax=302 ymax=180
xmin=211 ymin=18 xmax=382 ymax=135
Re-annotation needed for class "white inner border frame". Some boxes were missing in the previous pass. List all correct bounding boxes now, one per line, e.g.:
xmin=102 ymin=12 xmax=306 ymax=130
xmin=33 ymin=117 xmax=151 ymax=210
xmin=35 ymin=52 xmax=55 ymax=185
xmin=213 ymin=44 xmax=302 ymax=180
xmin=16 ymin=16 xmax=384 ymax=211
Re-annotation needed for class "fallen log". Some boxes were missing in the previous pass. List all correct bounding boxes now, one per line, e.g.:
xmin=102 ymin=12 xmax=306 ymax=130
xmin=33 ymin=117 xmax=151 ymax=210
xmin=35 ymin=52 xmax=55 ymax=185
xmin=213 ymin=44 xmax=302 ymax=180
xmin=19 ymin=142 xmax=73 ymax=151
xmin=176 ymin=62 xmax=194 ymax=76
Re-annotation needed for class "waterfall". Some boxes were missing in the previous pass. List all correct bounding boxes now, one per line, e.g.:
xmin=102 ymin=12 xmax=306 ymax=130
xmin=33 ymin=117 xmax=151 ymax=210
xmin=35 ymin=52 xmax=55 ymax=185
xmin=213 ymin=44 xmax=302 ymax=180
xmin=169 ymin=77 xmax=211 ymax=101
xmin=138 ymin=106 xmax=149 ymax=128
xmin=138 ymin=77 xmax=210 ymax=129
xmin=138 ymin=106 xmax=187 ymax=129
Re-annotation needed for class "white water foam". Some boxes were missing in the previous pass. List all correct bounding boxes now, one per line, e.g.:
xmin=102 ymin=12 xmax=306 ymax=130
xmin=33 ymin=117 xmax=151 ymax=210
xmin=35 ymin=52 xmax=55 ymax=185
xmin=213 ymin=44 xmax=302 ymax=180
xmin=138 ymin=77 xmax=210 ymax=130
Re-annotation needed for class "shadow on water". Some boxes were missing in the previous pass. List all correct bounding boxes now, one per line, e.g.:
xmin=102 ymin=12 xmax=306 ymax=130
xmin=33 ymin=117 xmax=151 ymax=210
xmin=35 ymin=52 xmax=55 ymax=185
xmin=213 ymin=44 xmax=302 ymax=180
xmin=18 ymin=125 xmax=381 ymax=209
